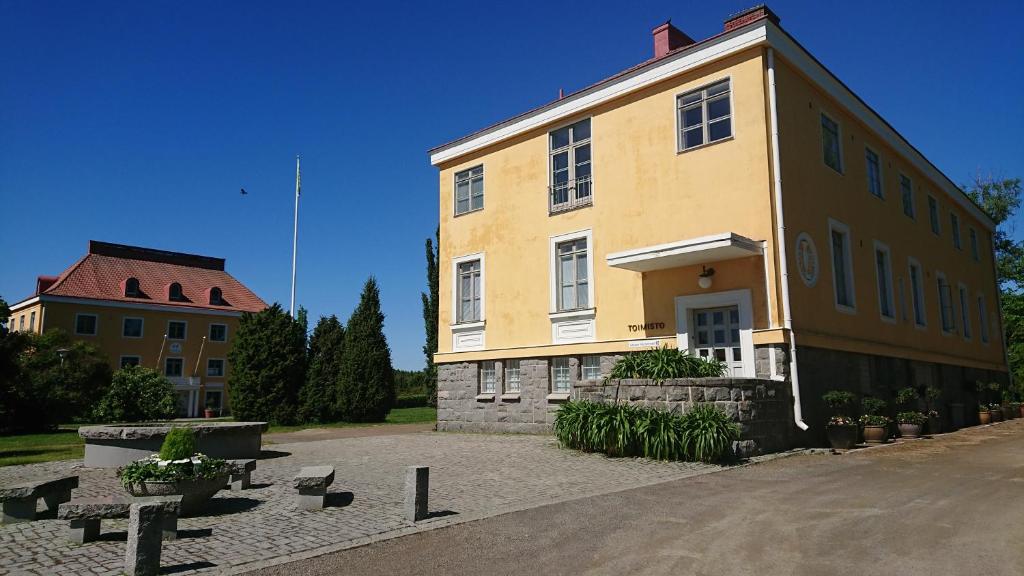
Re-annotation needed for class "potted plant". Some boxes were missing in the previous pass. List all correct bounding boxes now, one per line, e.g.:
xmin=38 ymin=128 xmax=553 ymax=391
xmin=978 ymin=403 xmax=992 ymax=425
xmin=989 ymin=383 xmax=1004 ymax=422
xmin=822 ymin=390 xmax=858 ymax=450
xmin=990 ymin=402 xmax=1004 ymax=422
xmin=924 ymin=386 xmax=942 ymax=435
xmin=204 ymin=407 xmax=216 ymax=419
xmin=117 ymin=427 xmax=231 ymax=516
xmin=1001 ymin=390 xmax=1015 ymax=420
xmin=895 ymin=387 xmax=925 ymax=439
xmin=860 ymin=397 xmax=889 ymax=444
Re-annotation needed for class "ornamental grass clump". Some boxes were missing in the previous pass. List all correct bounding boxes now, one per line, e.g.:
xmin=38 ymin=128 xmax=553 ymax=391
xmin=608 ymin=347 xmax=728 ymax=381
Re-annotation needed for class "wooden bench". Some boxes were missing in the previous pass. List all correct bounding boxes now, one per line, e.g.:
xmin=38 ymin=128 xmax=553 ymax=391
xmin=0 ymin=475 xmax=79 ymax=524
xmin=227 ymin=459 xmax=257 ymax=491
xmin=57 ymin=495 xmax=182 ymax=544
xmin=293 ymin=466 xmax=334 ymax=510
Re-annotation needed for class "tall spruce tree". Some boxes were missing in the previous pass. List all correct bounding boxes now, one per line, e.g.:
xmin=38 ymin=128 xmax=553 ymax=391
xmin=337 ymin=277 xmax=396 ymax=421
xmin=298 ymin=315 xmax=345 ymax=423
xmin=420 ymin=228 xmax=439 ymax=406
xmin=228 ymin=303 xmax=306 ymax=424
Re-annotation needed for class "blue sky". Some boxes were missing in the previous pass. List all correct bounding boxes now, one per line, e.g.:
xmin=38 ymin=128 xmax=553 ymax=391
xmin=1 ymin=0 xmax=1022 ymax=369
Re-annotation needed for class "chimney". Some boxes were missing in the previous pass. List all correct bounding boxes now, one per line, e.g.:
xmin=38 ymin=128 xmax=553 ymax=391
xmin=652 ymin=20 xmax=694 ymax=59
xmin=724 ymin=4 xmax=780 ymax=32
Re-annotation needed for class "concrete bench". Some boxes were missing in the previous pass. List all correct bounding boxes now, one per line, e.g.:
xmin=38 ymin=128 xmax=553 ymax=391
xmin=58 ymin=496 xmax=182 ymax=544
xmin=227 ymin=459 xmax=257 ymax=491
xmin=293 ymin=466 xmax=334 ymax=510
xmin=1 ymin=475 xmax=79 ymax=524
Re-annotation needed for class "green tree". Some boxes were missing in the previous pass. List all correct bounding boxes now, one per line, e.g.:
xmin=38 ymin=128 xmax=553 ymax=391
xmin=0 ymin=296 xmax=28 ymax=431
xmin=227 ymin=303 xmax=306 ymax=424
xmin=298 ymin=315 xmax=345 ymax=423
xmin=337 ymin=277 xmax=396 ymax=421
xmin=420 ymin=227 xmax=439 ymax=406
xmin=92 ymin=366 xmax=176 ymax=423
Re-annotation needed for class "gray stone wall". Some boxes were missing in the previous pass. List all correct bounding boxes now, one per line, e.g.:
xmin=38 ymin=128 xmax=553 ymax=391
xmin=754 ymin=344 xmax=789 ymax=379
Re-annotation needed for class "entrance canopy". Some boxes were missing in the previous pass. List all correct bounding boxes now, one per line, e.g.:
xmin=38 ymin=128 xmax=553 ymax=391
xmin=606 ymin=232 xmax=762 ymax=273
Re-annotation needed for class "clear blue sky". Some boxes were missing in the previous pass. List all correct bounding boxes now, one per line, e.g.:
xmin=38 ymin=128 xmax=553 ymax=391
xmin=2 ymin=1 xmax=1022 ymax=369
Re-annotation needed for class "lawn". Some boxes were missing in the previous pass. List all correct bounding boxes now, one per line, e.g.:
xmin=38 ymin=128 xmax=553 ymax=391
xmin=0 ymin=428 xmax=84 ymax=467
xmin=264 ymin=406 xmax=436 ymax=434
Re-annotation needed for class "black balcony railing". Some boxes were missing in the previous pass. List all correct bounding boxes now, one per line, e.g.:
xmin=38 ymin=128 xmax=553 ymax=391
xmin=549 ymin=175 xmax=593 ymax=214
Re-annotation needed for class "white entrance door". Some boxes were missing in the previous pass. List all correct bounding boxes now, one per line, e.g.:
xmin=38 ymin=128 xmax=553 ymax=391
xmin=692 ymin=306 xmax=744 ymax=376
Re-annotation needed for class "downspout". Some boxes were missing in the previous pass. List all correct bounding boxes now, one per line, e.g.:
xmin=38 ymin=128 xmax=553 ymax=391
xmin=767 ymin=47 xmax=809 ymax=431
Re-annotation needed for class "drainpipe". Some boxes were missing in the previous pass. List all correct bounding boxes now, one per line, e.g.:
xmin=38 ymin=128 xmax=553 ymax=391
xmin=767 ymin=47 xmax=809 ymax=431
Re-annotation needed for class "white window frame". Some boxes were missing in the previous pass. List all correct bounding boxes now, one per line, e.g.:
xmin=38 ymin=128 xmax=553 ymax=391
xmin=674 ymin=288 xmax=755 ymax=378
xmin=950 ymin=212 xmax=962 ymax=250
xmin=167 ymin=320 xmax=187 ymax=341
xmin=865 ymin=146 xmax=882 ymax=198
xmin=453 ymin=165 xmax=484 ymax=216
xmin=504 ymin=359 xmax=521 ymax=393
xmin=209 ymin=323 xmax=227 ymax=342
xmin=958 ymin=283 xmax=971 ymax=341
xmin=165 ymin=356 xmax=185 ymax=378
xmin=120 ymin=355 xmax=142 ymax=369
xmin=548 ymin=118 xmax=593 ymax=213
xmin=549 ymin=229 xmax=594 ymax=314
xmin=581 ymin=355 xmax=601 ymax=381
xmin=928 ymin=195 xmax=941 ymax=235
xmin=122 ymin=316 xmax=144 ymax=339
xmin=551 ymin=357 xmax=572 ymax=393
xmin=549 ymin=229 xmax=596 ymax=344
xmin=908 ymin=257 xmax=927 ymax=329
xmin=479 ymin=361 xmax=496 ymax=394
xmin=936 ymin=272 xmax=955 ymax=334
xmin=75 ymin=313 xmax=98 ymax=336
xmin=676 ymin=78 xmax=733 ymax=152
xmin=453 ymin=254 xmax=484 ymax=324
xmin=873 ymin=241 xmax=896 ymax=323
xmin=969 ymin=227 xmax=980 ymax=261
xmin=450 ymin=252 xmax=486 ymax=352
xmin=28 ymin=311 xmax=35 ymax=332
xmin=820 ymin=113 xmax=843 ymax=173
xmin=207 ymin=358 xmax=226 ymax=377
xmin=900 ymin=173 xmax=915 ymax=220
xmin=978 ymin=292 xmax=990 ymax=344
xmin=827 ymin=219 xmax=856 ymax=314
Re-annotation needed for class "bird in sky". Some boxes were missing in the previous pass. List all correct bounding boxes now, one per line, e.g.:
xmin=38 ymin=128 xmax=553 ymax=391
xmin=240 ymin=188 xmax=248 ymax=196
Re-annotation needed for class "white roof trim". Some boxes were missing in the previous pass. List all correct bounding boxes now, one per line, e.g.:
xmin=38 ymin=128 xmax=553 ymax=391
xmin=13 ymin=294 xmax=245 ymax=317
xmin=606 ymin=232 xmax=763 ymax=272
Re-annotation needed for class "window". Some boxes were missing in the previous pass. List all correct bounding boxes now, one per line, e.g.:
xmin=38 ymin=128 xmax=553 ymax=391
xmin=950 ymin=213 xmax=962 ymax=250
xmin=958 ymin=285 xmax=971 ymax=339
xmin=123 ymin=317 xmax=143 ymax=338
xmin=456 ymin=259 xmax=482 ymax=323
xmin=865 ymin=148 xmax=882 ymax=198
xmin=209 ymin=287 xmax=224 ymax=305
xmin=898 ymin=277 xmax=909 ymax=322
xmin=168 ymin=282 xmax=185 ymax=301
xmin=821 ymin=114 xmax=842 ymax=173
xmin=874 ymin=243 xmax=895 ymax=320
xmin=928 ymin=196 xmax=941 ymax=235
xmin=549 ymin=119 xmax=592 ymax=212
xmin=209 ymin=323 xmax=227 ymax=342
xmin=937 ymin=274 xmax=954 ymax=333
xmin=75 ymin=313 xmax=98 ymax=335
xmin=125 ymin=277 xmax=141 ymax=297
xmin=207 ymin=358 xmax=225 ymax=377
xmin=556 ymin=238 xmax=589 ymax=311
xmin=165 ymin=357 xmax=183 ymax=378
xmin=978 ymin=294 xmax=989 ymax=343
xmin=909 ymin=260 xmax=926 ymax=327
xmin=28 ymin=311 xmax=35 ymax=332
xmin=120 ymin=356 xmax=141 ymax=368
xmin=504 ymin=359 xmax=521 ymax=393
xmin=551 ymin=357 xmax=571 ymax=393
xmin=828 ymin=220 xmax=855 ymax=311
xmin=454 ymin=166 xmax=484 ymax=215
xmin=969 ymin=228 xmax=980 ymax=261
xmin=18 ymin=315 xmax=24 ymax=331
xmin=167 ymin=320 xmax=186 ymax=340
xmin=581 ymin=355 xmax=601 ymax=381
xmin=480 ymin=361 xmax=496 ymax=394
xmin=678 ymin=79 xmax=731 ymax=151
xmin=900 ymin=175 xmax=915 ymax=219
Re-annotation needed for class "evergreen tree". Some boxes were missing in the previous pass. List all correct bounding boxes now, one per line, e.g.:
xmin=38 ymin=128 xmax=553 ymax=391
xmin=227 ymin=303 xmax=306 ymax=424
xmin=298 ymin=315 xmax=345 ymax=423
xmin=337 ymin=277 xmax=396 ymax=421
xmin=420 ymin=228 xmax=439 ymax=406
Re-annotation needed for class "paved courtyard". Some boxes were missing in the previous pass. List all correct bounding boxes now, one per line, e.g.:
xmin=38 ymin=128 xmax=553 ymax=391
xmin=0 ymin=431 xmax=734 ymax=575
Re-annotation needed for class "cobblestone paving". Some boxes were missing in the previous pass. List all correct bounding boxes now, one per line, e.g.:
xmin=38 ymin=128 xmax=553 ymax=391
xmin=0 ymin=432 xmax=724 ymax=575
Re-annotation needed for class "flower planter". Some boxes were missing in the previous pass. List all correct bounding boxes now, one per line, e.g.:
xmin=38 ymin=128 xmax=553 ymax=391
xmin=990 ymin=410 xmax=1003 ymax=423
xmin=862 ymin=425 xmax=888 ymax=444
xmin=979 ymin=411 xmax=992 ymax=425
xmin=926 ymin=415 xmax=942 ymax=435
xmin=125 ymin=473 xmax=229 ymax=516
xmin=204 ymin=408 xmax=216 ymax=419
xmin=1002 ymin=407 xmax=1014 ymax=421
xmin=826 ymin=424 xmax=858 ymax=450
xmin=898 ymin=423 xmax=923 ymax=439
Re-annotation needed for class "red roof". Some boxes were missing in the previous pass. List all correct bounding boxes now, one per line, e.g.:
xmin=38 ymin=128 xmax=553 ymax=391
xmin=24 ymin=241 xmax=267 ymax=313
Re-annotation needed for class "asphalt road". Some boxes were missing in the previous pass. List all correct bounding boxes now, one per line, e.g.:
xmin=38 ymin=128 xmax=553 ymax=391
xmin=250 ymin=420 xmax=1024 ymax=576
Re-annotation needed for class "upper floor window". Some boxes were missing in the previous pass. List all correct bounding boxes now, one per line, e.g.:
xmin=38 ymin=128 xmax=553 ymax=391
xmin=125 ymin=277 xmax=141 ymax=297
xmin=928 ymin=196 xmax=941 ymax=235
xmin=821 ymin=114 xmax=842 ymax=173
xmin=900 ymin=175 xmax=915 ymax=219
xmin=958 ymin=284 xmax=971 ymax=340
xmin=75 ymin=313 xmax=98 ymax=336
xmin=829 ymin=220 xmax=855 ymax=311
xmin=969 ymin=228 xmax=980 ymax=261
xmin=28 ymin=311 xmax=35 ymax=332
xmin=209 ymin=323 xmax=227 ymax=342
xmin=167 ymin=320 xmax=187 ymax=340
xmin=120 ymin=355 xmax=141 ymax=369
xmin=978 ymin=294 xmax=989 ymax=343
xmin=549 ymin=119 xmax=592 ymax=213
xmin=207 ymin=358 xmax=225 ymax=377
xmin=874 ymin=243 xmax=895 ymax=320
xmin=165 ymin=357 xmax=184 ymax=378
xmin=454 ymin=166 xmax=484 ymax=215
xmin=865 ymin=148 xmax=882 ymax=198
xmin=556 ymin=238 xmax=589 ymax=311
xmin=678 ymin=80 xmax=731 ymax=151
xmin=123 ymin=317 xmax=143 ymax=338
xmin=950 ymin=213 xmax=962 ymax=250
xmin=18 ymin=315 xmax=24 ymax=331
xmin=456 ymin=259 xmax=482 ymax=323
xmin=168 ymin=282 xmax=185 ymax=302
xmin=937 ymin=274 xmax=955 ymax=333
xmin=209 ymin=287 xmax=224 ymax=305
xmin=909 ymin=259 xmax=926 ymax=327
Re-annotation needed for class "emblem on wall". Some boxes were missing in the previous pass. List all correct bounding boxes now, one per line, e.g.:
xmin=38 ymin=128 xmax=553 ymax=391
xmin=169 ymin=343 xmax=182 ymax=354
xmin=795 ymin=232 xmax=819 ymax=287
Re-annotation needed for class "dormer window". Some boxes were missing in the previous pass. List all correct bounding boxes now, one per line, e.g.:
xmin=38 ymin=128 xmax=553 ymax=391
xmin=210 ymin=287 xmax=224 ymax=305
xmin=125 ymin=277 xmax=141 ymax=297
xmin=169 ymin=282 xmax=185 ymax=302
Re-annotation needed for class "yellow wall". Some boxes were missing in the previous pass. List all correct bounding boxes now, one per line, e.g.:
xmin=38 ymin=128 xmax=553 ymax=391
xmin=773 ymin=55 xmax=1005 ymax=371
xmin=436 ymin=49 xmax=779 ymax=361
xmin=9 ymin=301 xmax=44 ymax=334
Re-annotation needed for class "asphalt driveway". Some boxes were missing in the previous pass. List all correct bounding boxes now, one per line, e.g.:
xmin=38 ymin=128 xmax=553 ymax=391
xmin=249 ymin=419 xmax=1024 ymax=576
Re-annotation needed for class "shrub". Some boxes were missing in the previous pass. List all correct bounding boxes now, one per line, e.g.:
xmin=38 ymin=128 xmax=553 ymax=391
xmin=91 ymin=366 xmax=176 ymax=423
xmin=859 ymin=397 xmax=889 ymax=426
xmin=394 ymin=394 xmax=428 ymax=409
xmin=159 ymin=428 xmax=197 ymax=461
xmin=228 ymin=303 xmax=307 ymax=425
xmin=608 ymin=347 xmax=727 ymax=381
xmin=895 ymin=387 xmax=919 ymax=406
xmin=822 ymin=390 xmax=855 ymax=412
xmin=681 ymin=404 xmax=742 ymax=463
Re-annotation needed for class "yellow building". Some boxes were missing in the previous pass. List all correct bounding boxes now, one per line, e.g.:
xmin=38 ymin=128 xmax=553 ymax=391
xmin=8 ymin=241 xmax=267 ymax=417
xmin=428 ymin=6 xmax=1009 ymax=443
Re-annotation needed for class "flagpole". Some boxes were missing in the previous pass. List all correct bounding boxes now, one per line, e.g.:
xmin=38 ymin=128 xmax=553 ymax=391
xmin=290 ymin=155 xmax=301 ymax=318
